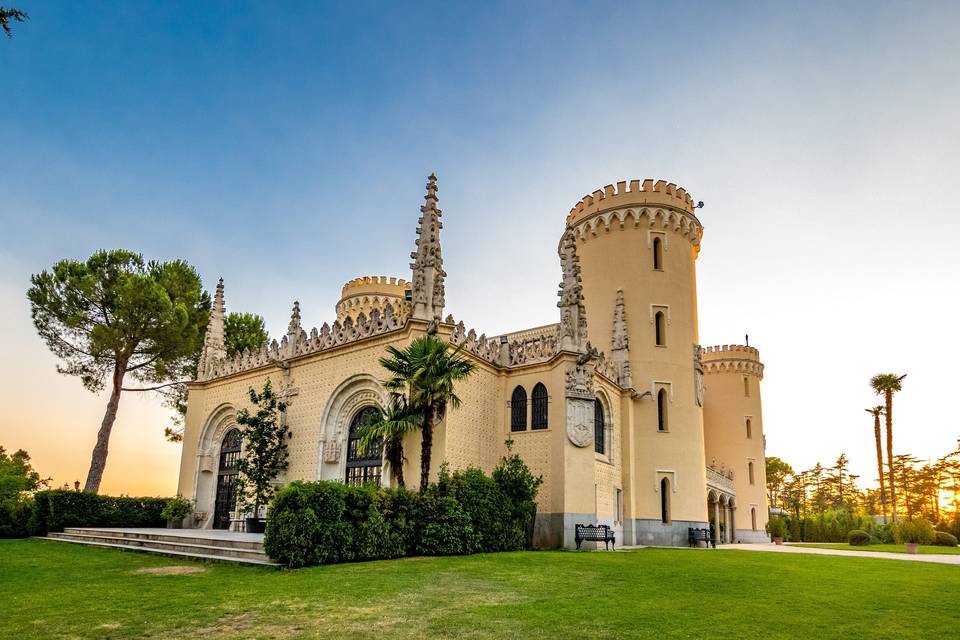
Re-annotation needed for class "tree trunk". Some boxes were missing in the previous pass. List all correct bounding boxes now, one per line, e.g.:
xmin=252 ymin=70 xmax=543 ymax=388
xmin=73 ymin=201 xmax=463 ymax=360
xmin=885 ymin=389 xmax=897 ymax=523
xmin=419 ymin=405 xmax=434 ymax=494
xmin=873 ymin=415 xmax=888 ymax=523
xmin=84 ymin=363 xmax=125 ymax=493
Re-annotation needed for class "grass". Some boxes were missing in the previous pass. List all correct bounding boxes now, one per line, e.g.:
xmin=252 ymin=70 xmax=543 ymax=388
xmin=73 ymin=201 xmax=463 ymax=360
xmin=2 ymin=539 xmax=959 ymax=640
xmin=790 ymin=542 xmax=960 ymax=555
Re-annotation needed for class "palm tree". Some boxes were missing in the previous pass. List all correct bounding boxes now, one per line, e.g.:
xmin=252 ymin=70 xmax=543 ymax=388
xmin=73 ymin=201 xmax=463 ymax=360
xmin=865 ymin=406 xmax=888 ymax=523
xmin=356 ymin=394 xmax=418 ymax=488
xmin=870 ymin=373 xmax=906 ymax=522
xmin=380 ymin=334 xmax=477 ymax=493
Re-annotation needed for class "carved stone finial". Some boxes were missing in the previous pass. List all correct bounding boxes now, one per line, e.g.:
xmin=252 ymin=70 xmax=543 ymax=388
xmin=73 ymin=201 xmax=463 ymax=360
xmin=198 ymin=277 xmax=227 ymax=380
xmin=410 ymin=173 xmax=446 ymax=322
xmin=557 ymin=227 xmax=587 ymax=352
xmin=610 ymin=289 xmax=631 ymax=388
xmin=693 ymin=343 xmax=705 ymax=407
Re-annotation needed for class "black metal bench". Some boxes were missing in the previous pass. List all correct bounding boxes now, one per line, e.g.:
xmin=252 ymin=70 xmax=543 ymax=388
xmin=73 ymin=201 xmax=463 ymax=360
xmin=575 ymin=524 xmax=616 ymax=550
xmin=688 ymin=527 xmax=715 ymax=548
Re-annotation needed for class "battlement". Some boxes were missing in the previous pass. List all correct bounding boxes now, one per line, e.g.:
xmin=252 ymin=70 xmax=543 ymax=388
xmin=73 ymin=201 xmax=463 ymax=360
xmin=566 ymin=178 xmax=696 ymax=225
xmin=340 ymin=275 xmax=409 ymax=298
xmin=701 ymin=344 xmax=764 ymax=378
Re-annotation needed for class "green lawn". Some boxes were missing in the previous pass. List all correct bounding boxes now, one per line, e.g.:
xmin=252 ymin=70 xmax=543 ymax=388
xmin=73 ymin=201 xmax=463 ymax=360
xmin=2 ymin=540 xmax=959 ymax=639
xmin=790 ymin=542 xmax=960 ymax=555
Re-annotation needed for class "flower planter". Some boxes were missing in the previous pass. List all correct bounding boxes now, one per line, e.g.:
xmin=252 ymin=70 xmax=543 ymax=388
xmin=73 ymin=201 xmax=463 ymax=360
xmin=246 ymin=517 xmax=266 ymax=534
xmin=904 ymin=542 xmax=919 ymax=554
xmin=773 ymin=537 xmax=783 ymax=545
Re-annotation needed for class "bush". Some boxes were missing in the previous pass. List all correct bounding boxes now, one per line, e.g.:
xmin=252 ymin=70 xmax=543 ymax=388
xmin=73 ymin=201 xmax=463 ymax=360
xmin=768 ymin=517 xmax=787 ymax=540
xmin=934 ymin=531 xmax=958 ymax=547
xmin=847 ymin=529 xmax=870 ymax=546
xmin=892 ymin=519 xmax=936 ymax=545
xmin=27 ymin=490 xmax=167 ymax=536
xmin=161 ymin=496 xmax=193 ymax=524
xmin=265 ymin=454 xmax=542 ymax=567
xmin=0 ymin=497 xmax=35 ymax=538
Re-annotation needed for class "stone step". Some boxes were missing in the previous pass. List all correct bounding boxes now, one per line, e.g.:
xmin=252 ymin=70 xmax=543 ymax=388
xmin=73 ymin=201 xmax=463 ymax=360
xmin=40 ymin=536 xmax=278 ymax=566
xmin=42 ymin=531 xmax=277 ymax=566
xmin=62 ymin=527 xmax=264 ymax=551
xmin=48 ymin=531 xmax=272 ymax=562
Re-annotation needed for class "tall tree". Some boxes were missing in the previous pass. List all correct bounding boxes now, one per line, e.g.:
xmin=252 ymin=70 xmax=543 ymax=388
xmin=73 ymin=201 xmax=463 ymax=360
xmin=379 ymin=333 xmax=476 ymax=493
xmin=765 ymin=456 xmax=793 ymax=509
xmin=27 ymin=250 xmax=209 ymax=492
xmin=356 ymin=395 xmax=418 ymax=488
xmin=0 ymin=6 xmax=27 ymax=38
xmin=871 ymin=373 xmax=906 ymax=521
xmin=223 ymin=312 xmax=269 ymax=357
xmin=866 ymin=406 xmax=889 ymax=523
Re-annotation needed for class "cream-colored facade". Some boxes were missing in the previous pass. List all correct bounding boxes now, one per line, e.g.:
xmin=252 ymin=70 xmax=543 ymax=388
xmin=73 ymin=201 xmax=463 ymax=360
xmin=177 ymin=175 xmax=769 ymax=547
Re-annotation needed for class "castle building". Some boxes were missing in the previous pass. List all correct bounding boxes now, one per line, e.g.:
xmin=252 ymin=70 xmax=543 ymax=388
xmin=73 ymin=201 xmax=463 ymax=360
xmin=177 ymin=175 xmax=769 ymax=547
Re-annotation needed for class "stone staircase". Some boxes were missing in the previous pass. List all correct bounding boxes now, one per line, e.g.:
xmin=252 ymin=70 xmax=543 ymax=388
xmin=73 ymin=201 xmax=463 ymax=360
xmin=42 ymin=527 xmax=277 ymax=566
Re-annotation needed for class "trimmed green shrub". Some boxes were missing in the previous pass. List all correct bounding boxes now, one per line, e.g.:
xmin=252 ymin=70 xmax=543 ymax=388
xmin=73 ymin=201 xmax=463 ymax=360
xmin=934 ymin=531 xmax=958 ymax=547
xmin=892 ymin=519 xmax=936 ymax=545
xmin=27 ymin=490 xmax=167 ymax=535
xmin=0 ymin=497 xmax=35 ymax=538
xmin=768 ymin=517 xmax=788 ymax=541
xmin=847 ymin=529 xmax=870 ymax=546
xmin=161 ymin=496 xmax=193 ymax=524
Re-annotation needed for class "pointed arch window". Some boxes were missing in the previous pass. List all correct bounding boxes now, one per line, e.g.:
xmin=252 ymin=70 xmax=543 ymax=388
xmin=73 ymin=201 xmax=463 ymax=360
xmin=655 ymin=311 xmax=666 ymax=346
xmin=531 ymin=383 xmax=548 ymax=430
xmin=594 ymin=399 xmax=605 ymax=455
xmin=660 ymin=477 xmax=671 ymax=523
xmin=653 ymin=236 xmax=664 ymax=270
xmin=510 ymin=386 xmax=527 ymax=432
xmin=657 ymin=388 xmax=669 ymax=431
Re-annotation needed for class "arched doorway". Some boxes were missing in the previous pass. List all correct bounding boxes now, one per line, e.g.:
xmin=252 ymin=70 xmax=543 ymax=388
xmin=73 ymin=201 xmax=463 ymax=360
xmin=345 ymin=406 xmax=383 ymax=486
xmin=213 ymin=428 xmax=243 ymax=530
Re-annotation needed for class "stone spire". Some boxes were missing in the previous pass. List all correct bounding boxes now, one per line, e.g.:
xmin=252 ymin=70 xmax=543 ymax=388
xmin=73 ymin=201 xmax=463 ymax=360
xmin=409 ymin=173 xmax=446 ymax=323
xmin=611 ymin=289 xmax=632 ymax=387
xmin=198 ymin=278 xmax=227 ymax=380
xmin=283 ymin=300 xmax=303 ymax=358
xmin=557 ymin=227 xmax=587 ymax=352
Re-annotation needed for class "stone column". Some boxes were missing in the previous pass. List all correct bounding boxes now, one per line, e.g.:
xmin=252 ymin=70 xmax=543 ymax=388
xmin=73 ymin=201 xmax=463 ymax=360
xmin=713 ymin=500 xmax=721 ymax=545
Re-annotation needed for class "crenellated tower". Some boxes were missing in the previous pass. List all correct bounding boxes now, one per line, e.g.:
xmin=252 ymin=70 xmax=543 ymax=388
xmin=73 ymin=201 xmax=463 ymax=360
xmin=336 ymin=276 xmax=411 ymax=324
xmin=410 ymin=173 xmax=446 ymax=323
xmin=701 ymin=344 xmax=768 ymax=542
xmin=565 ymin=178 xmax=707 ymax=545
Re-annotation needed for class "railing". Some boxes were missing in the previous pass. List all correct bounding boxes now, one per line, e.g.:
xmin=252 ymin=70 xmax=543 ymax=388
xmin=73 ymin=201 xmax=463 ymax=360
xmin=706 ymin=467 xmax=735 ymax=493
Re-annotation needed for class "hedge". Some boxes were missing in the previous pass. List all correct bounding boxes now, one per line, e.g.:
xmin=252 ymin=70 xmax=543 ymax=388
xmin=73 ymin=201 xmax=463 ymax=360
xmin=27 ymin=490 xmax=169 ymax=536
xmin=265 ymin=457 xmax=541 ymax=567
xmin=0 ymin=497 xmax=35 ymax=538
xmin=934 ymin=531 xmax=958 ymax=547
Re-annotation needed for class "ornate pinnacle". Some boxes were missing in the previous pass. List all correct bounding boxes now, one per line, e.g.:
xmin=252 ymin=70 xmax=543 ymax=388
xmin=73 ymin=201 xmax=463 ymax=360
xmin=288 ymin=300 xmax=302 ymax=337
xmin=198 ymin=277 xmax=227 ymax=380
xmin=410 ymin=173 xmax=446 ymax=322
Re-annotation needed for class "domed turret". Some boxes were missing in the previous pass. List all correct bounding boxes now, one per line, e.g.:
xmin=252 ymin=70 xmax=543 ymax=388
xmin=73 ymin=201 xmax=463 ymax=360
xmin=336 ymin=276 xmax=411 ymax=324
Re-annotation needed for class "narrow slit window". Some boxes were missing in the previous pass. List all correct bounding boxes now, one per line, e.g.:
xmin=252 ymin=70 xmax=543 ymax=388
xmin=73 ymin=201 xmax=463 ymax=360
xmin=751 ymin=507 xmax=757 ymax=531
xmin=653 ymin=237 xmax=663 ymax=270
xmin=657 ymin=388 xmax=668 ymax=431
xmin=746 ymin=418 xmax=752 ymax=439
xmin=748 ymin=461 xmax=755 ymax=485
xmin=655 ymin=311 xmax=666 ymax=346
xmin=660 ymin=477 xmax=671 ymax=523
xmin=743 ymin=376 xmax=750 ymax=397
xmin=510 ymin=386 xmax=527 ymax=432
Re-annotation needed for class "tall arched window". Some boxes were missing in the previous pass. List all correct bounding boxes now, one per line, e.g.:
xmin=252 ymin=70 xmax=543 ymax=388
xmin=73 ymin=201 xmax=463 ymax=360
xmin=345 ymin=406 xmax=383 ymax=486
xmin=748 ymin=461 xmax=755 ymax=485
xmin=653 ymin=237 xmax=663 ymax=270
xmin=657 ymin=388 xmax=668 ymax=431
xmin=660 ymin=477 xmax=671 ymax=523
xmin=531 ymin=383 xmax=548 ymax=430
xmin=655 ymin=311 xmax=666 ymax=346
xmin=743 ymin=376 xmax=750 ymax=397
xmin=214 ymin=428 xmax=243 ymax=529
xmin=751 ymin=507 xmax=757 ymax=531
xmin=745 ymin=418 xmax=752 ymax=439
xmin=510 ymin=386 xmax=527 ymax=432
xmin=594 ymin=399 xmax=605 ymax=455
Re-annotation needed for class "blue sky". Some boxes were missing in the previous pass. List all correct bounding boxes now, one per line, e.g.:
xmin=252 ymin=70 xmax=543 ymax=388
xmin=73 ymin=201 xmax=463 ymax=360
xmin=1 ymin=1 xmax=958 ymax=493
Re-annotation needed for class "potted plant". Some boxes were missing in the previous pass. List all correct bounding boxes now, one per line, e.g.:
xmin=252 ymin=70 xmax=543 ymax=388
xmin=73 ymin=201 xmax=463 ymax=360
xmin=235 ymin=380 xmax=289 ymax=534
xmin=896 ymin=520 xmax=921 ymax=554
xmin=768 ymin=517 xmax=787 ymax=545
xmin=161 ymin=495 xmax=193 ymax=529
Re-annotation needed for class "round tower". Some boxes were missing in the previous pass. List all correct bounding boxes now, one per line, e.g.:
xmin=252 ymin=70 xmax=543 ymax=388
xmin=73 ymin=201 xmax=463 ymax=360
xmin=566 ymin=179 xmax=707 ymax=545
xmin=701 ymin=344 xmax=768 ymax=542
xmin=336 ymin=276 xmax=411 ymax=324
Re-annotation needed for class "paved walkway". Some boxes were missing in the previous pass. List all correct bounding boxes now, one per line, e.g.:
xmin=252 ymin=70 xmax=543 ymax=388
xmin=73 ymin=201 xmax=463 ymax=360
xmin=715 ymin=542 xmax=960 ymax=565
